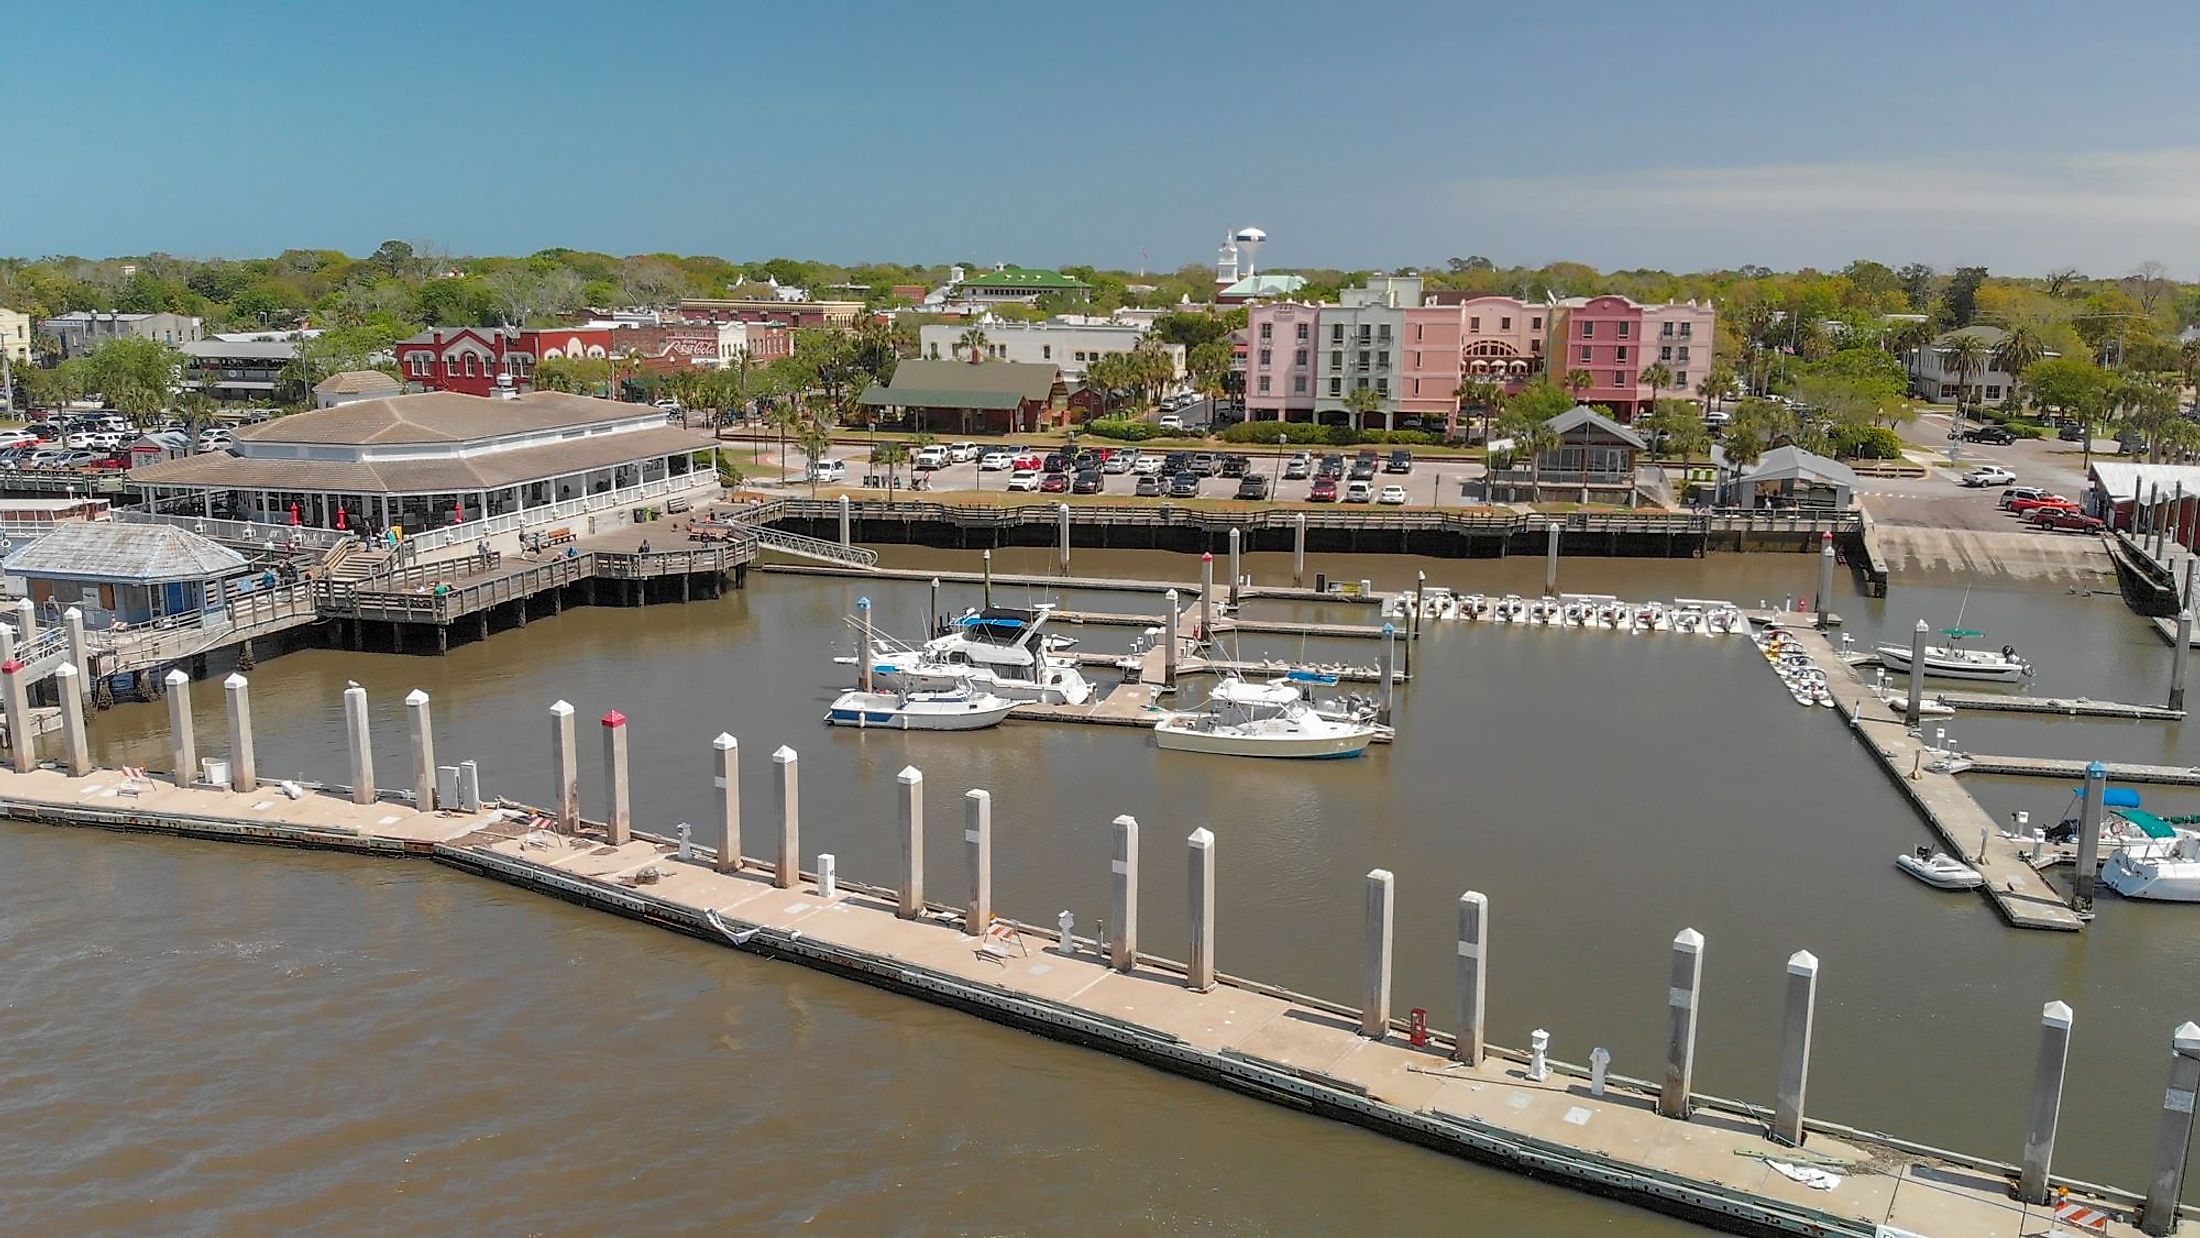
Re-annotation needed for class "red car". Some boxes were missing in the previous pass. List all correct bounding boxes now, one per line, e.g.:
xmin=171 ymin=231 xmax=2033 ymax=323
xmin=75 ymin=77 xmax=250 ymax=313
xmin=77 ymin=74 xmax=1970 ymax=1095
xmin=2029 ymin=507 xmax=2101 ymax=531
xmin=1012 ymin=452 xmax=1045 ymax=471
xmin=1307 ymin=476 xmax=1338 ymax=502
xmin=1039 ymin=471 xmax=1072 ymax=493
xmin=2006 ymin=494 xmax=2073 ymax=515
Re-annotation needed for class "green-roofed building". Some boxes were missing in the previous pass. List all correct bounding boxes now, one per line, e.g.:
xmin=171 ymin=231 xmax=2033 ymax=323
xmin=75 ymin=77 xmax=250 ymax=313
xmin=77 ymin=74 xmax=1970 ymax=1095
xmin=858 ymin=358 xmax=1066 ymax=434
xmin=953 ymin=266 xmax=1092 ymax=305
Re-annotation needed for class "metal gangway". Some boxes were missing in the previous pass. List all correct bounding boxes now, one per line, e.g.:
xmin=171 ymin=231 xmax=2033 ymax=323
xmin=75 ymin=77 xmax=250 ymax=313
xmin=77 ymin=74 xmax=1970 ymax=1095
xmin=751 ymin=525 xmax=878 ymax=569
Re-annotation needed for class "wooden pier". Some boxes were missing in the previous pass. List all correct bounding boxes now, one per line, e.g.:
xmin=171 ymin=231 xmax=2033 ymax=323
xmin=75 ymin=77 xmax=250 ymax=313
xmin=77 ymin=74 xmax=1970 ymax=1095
xmin=1945 ymin=754 xmax=2200 ymax=787
xmin=1778 ymin=627 xmax=2085 ymax=932
xmin=0 ymin=753 xmax=2173 ymax=1235
xmin=1931 ymin=691 xmax=2184 ymax=721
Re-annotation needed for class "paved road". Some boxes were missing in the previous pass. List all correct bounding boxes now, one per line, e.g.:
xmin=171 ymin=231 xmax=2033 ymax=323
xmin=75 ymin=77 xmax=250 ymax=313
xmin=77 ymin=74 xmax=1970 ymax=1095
xmin=1857 ymin=411 xmax=2102 ymax=529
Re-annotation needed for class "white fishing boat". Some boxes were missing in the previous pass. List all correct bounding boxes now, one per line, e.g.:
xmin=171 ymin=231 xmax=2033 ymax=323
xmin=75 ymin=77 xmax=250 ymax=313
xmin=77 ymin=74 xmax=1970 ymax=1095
xmin=1706 ymin=605 xmax=1745 ymax=634
xmin=1672 ymin=604 xmax=1706 ymax=634
xmin=1420 ymin=587 xmax=1459 ymax=619
xmin=1895 ymin=847 xmax=1985 ymax=890
xmin=1527 ymin=597 xmax=1559 ymax=625
xmin=1208 ymin=670 xmax=1380 ymax=725
xmin=1635 ymin=602 xmax=1668 ymax=631
xmin=824 ymin=684 xmax=1019 ymax=731
xmin=1155 ymin=693 xmax=1382 ymax=759
xmin=1874 ymin=638 xmax=2030 ymax=683
xmin=1495 ymin=594 xmax=1527 ymax=623
xmin=857 ymin=606 xmax=1096 ymax=704
xmin=1459 ymin=593 xmax=1489 ymax=621
xmin=2101 ymin=814 xmax=2200 ymax=901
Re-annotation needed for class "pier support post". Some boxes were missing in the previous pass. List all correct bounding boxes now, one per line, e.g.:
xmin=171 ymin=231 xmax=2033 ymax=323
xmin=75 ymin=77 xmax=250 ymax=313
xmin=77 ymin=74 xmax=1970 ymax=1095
xmin=1379 ymin=623 xmax=1397 ymax=726
xmin=54 ymin=664 xmax=88 ymax=776
xmin=1815 ymin=532 xmax=1835 ymax=630
xmin=1293 ymin=512 xmax=1307 ymax=583
xmin=404 ymin=689 xmax=433 ymax=808
xmin=838 ymin=494 xmax=851 ymax=547
xmin=2074 ymin=760 xmax=2106 ymax=914
xmin=550 ymin=700 xmax=579 ymax=832
xmin=1456 ymin=891 xmax=1488 ymax=1065
xmin=963 ymin=789 xmax=991 ymax=931
xmin=1187 ymin=828 xmax=1215 ymax=991
xmin=343 ymin=683 xmax=374 ymax=804
xmin=857 ymin=597 xmax=873 ymax=693
xmin=2140 ymin=1021 xmax=2200 ymax=1235
xmin=1109 ymin=814 xmax=1139 ymax=971
xmin=2173 ymin=610 xmax=2192 ymax=712
xmin=1660 ymin=927 xmax=1705 ymax=1120
xmin=1199 ymin=553 xmax=1214 ymax=639
xmin=0 ymin=658 xmax=30 ymax=774
xmin=1057 ymin=502 xmax=1071 ymax=569
xmin=62 ymin=608 xmax=90 ymax=702
xmin=14 ymin=597 xmax=35 ymax=643
xmin=982 ymin=549 xmax=993 ymax=607
xmin=714 ymin=733 xmax=740 ymax=873
xmin=1904 ymin=619 xmax=1928 ymax=729
xmin=772 ymin=745 xmax=799 ymax=888
xmin=2184 ymin=558 xmax=2196 ymax=613
xmin=2019 ymin=1000 xmax=2074 ymax=1204
xmin=1362 ymin=868 xmax=1395 ymax=1038
xmin=896 ymin=765 xmax=924 ymax=918
xmin=1544 ymin=520 xmax=1560 ymax=593
xmin=165 ymin=668 xmax=196 ymax=783
xmin=1162 ymin=589 xmax=1179 ymax=688
xmin=928 ymin=577 xmax=940 ymax=634
xmin=1590 ymin=1047 xmax=1611 ymax=1096
xmin=225 ymin=674 xmax=257 ymax=792
xmin=1227 ymin=527 xmax=1242 ymax=608
xmin=1772 ymin=949 xmax=1818 ymax=1147
xmin=602 ymin=710 xmax=631 ymax=846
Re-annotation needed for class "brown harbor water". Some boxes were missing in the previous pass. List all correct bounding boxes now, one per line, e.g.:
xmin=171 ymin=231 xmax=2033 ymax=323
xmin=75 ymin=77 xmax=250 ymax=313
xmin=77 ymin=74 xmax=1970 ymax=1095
xmin=5 ymin=543 xmax=2194 ymax=1231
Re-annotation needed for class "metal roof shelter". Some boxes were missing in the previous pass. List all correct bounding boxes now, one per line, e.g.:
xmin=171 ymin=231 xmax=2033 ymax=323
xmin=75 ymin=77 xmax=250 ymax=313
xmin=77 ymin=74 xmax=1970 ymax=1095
xmin=3 ymin=521 xmax=251 ymax=627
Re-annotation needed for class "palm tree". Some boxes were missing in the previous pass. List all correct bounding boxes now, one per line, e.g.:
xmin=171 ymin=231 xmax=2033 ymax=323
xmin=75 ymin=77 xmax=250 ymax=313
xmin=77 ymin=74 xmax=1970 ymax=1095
xmin=1698 ymin=362 xmax=1738 ymax=415
xmin=1340 ymin=385 xmax=1384 ymax=433
xmin=1453 ymin=378 xmax=1504 ymax=446
xmin=1498 ymin=410 xmax=1562 ymax=506
xmin=1989 ymin=326 xmax=2046 ymax=409
xmin=957 ymin=326 xmax=990 ymax=364
xmin=612 ymin=349 xmax=647 ymax=402
xmin=765 ymin=402 xmax=805 ymax=482
xmin=1638 ymin=361 xmax=1673 ymax=422
xmin=796 ymin=419 xmax=834 ymax=497
xmin=2180 ymin=337 xmax=2200 ymax=411
xmin=1938 ymin=331 xmax=1989 ymax=427
xmin=1563 ymin=369 xmax=1594 ymax=401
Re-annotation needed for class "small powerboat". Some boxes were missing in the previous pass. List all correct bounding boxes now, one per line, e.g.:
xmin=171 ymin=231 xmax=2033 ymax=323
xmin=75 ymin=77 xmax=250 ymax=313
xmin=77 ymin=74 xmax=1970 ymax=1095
xmin=824 ymin=684 xmax=1018 ymax=731
xmin=1895 ymin=846 xmax=1985 ymax=890
xmin=1495 ymin=594 xmax=1527 ymax=623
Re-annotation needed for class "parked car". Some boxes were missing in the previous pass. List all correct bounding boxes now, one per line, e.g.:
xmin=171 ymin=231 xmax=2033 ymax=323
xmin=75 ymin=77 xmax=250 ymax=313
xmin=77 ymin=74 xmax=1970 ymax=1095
xmin=913 ymin=445 xmax=950 ymax=471
xmin=1071 ymin=470 xmax=1104 ymax=495
xmin=1283 ymin=452 xmax=1313 ymax=479
xmin=0 ymin=429 xmax=37 ymax=449
xmin=1167 ymin=471 xmax=1200 ymax=498
xmin=1040 ymin=471 xmax=1072 ymax=494
xmin=1042 ymin=452 xmax=1069 ymax=473
xmin=1218 ymin=454 xmax=1250 ymax=478
xmin=1344 ymin=479 xmax=1375 ymax=503
xmin=1162 ymin=452 xmax=1193 ymax=474
xmin=1960 ymin=465 xmax=2017 ymax=487
xmin=978 ymin=450 xmax=1015 ymax=471
xmin=1157 ymin=413 xmax=1185 ymax=431
xmin=1188 ymin=452 xmax=1219 ymax=476
xmin=2007 ymin=494 xmax=2075 ymax=515
xmin=1135 ymin=474 xmax=1165 ymax=497
xmin=2020 ymin=500 xmax=2084 ymax=520
xmin=1958 ymin=425 xmax=2016 ymax=446
xmin=1308 ymin=476 xmax=1339 ymax=502
xmin=23 ymin=448 xmax=66 ymax=467
xmin=1007 ymin=469 xmax=1041 ymax=492
xmin=947 ymin=441 xmax=980 ymax=463
xmin=1131 ymin=454 xmax=1165 ymax=476
xmin=2031 ymin=508 xmax=2105 ymax=531
xmin=1998 ymin=485 xmax=2049 ymax=510
xmin=1384 ymin=449 xmax=1413 ymax=474
xmin=1348 ymin=459 xmax=1378 ymax=482
xmin=808 ymin=459 xmax=847 ymax=483
xmin=1377 ymin=484 xmax=1409 ymax=505
xmin=1235 ymin=475 xmax=1269 ymax=500
xmin=1012 ymin=451 xmax=1045 ymax=471
xmin=1317 ymin=453 xmax=1346 ymax=478
xmin=2056 ymin=422 xmax=2090 ymax=442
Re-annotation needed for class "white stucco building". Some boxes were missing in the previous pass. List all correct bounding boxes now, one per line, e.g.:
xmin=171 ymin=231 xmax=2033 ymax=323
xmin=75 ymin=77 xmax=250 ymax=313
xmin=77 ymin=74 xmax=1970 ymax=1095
xmin=917 ymin=314 xmax=1183 ymax=384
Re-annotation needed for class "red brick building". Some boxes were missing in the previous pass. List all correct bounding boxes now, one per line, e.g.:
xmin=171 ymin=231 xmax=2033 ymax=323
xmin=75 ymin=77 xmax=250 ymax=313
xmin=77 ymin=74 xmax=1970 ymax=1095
xmin=396 ymin=326 xmax=617 ymax=396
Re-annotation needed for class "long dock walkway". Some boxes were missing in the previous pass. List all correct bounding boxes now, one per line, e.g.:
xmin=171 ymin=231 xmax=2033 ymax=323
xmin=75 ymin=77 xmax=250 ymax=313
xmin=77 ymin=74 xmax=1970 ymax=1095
xmin=1931 ymin=691 xmax=2184 ymax=721
xmin=1780 ymin=628 xmax=2085 ymax=931
xmin=1947 ymin=754 xmax=2200 ymax=787
xmin=0 ymin=760 xmax=2162 ymax=1237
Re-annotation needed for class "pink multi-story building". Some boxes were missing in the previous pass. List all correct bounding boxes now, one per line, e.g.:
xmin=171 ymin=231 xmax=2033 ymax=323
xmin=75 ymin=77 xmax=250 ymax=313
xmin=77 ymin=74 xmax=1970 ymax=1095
xmin=1442 ymin=294 xmax=1549 ymax=391
xmin=1554 ymin=296 xmax=1715 ymax=421
xmin=1243 ymin=302 xmax=1321 ymax=420
xmin=1398 ymin=303 xmax=1465 ymax=423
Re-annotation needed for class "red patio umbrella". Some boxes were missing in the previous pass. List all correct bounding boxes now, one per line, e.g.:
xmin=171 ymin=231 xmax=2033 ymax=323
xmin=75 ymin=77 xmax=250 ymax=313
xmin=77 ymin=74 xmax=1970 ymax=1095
xmin=452 ymin=499 xmax=466 ymax=524
xmin=335 ymin=507 xmax=348 ymax=531
xmin=289 ymin=502 xmax=301 ymax=525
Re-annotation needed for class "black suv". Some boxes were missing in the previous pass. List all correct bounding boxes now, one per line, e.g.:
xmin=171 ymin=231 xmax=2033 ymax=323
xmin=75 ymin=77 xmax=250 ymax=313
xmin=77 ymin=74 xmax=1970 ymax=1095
xmin=1384 ymin=449 xmax=1413 ymax=474
xmin=1960 ymin=425 xmax=2015 ymax=446
xmin=1218 ymin=454 xmax=1250 ymax=477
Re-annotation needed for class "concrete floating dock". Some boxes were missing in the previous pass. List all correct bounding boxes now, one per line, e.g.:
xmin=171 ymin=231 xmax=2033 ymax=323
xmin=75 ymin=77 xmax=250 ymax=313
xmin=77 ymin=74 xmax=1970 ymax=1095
xmin=1931 ymin=692 xmax=2185 ymax=721
xmin=1778 ymin=628 xmax=2085 ymax=932
xmin=0 ymin=759 xmax=2170 ymax=1237
xmin=1947 ymin=754 xmax=2200 ymax=787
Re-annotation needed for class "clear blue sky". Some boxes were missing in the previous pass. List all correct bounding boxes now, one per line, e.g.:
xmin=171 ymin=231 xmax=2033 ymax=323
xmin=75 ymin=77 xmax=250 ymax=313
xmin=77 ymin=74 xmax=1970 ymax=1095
xmin=9 ymin=0 xmax=2198 ymax=275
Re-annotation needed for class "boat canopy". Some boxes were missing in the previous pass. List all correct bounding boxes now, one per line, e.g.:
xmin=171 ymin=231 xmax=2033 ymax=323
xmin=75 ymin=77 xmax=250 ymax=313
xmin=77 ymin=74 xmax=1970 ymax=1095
xmin=2071 ymin=786 xmax=2143 ymax=807
xmin=1285 ymin=669 xmax=1340 ymax=685
xmin=2116 ymin=808 xmax=2180 ymax=839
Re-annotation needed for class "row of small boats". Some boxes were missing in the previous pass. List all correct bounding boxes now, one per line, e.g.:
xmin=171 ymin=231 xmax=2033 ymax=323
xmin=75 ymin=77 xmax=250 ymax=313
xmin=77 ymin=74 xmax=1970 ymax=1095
xmin=1755 ymin=628 xmax=1838 ymax=708
xmin=822 ymin=604 xmax=1389 ymax=758
xmin=1384 ymin=589 xmax=1747 ymax=635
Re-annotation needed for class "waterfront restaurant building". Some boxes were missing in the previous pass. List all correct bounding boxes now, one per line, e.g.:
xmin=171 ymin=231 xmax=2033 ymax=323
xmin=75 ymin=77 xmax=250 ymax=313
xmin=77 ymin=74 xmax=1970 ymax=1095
xmin=126 ymin=390 xmax=717 ymax=535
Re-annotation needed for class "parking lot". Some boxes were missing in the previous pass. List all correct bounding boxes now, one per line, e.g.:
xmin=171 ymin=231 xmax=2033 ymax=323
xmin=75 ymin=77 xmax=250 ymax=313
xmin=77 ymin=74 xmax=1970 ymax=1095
xmin=759 ymin=440 xmax=1485 ymax=506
